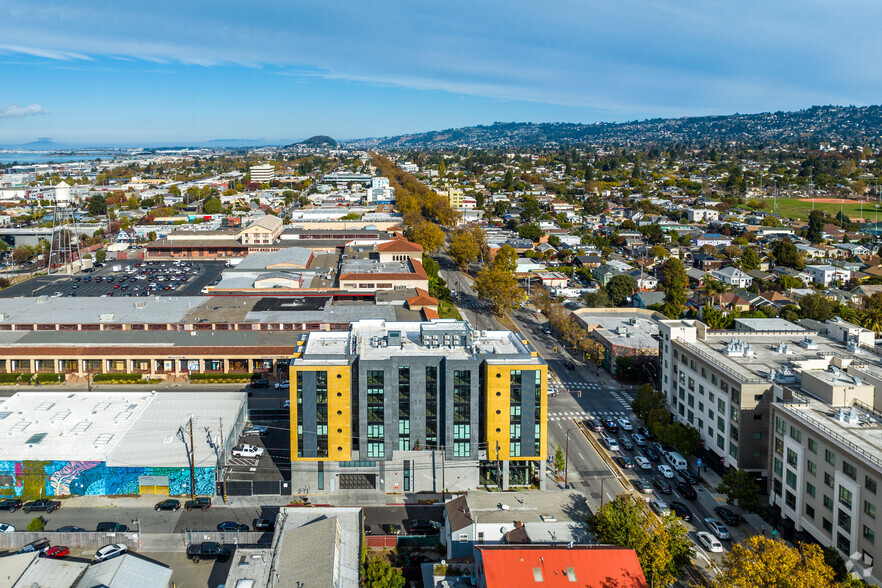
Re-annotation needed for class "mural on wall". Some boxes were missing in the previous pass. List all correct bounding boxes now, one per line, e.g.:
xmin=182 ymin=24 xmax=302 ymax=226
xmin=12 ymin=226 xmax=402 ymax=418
xmin=0 ymin=460 xmax=215 ymax=498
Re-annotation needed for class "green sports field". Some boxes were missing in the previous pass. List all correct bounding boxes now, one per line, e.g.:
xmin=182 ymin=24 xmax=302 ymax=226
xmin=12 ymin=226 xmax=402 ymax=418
xmin=769 ymin=197 xmax=876 ymax=222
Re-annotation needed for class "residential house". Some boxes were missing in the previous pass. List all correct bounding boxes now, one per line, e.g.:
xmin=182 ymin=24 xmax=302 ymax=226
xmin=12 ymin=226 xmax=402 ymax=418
xmin=711 ymin=266 xmax=753 ymax=288
xmin=633 ymin=291 xmax=665 ymax=309
xmin=593 ymin=265 xmax=623 ymax=286
xmin=574 ymin=254 xmax=603 ymax=269
xmin=694 ymin=233 xmax=732 ymax=247
xmin=805 ymin=264 xmax=852 ymax=287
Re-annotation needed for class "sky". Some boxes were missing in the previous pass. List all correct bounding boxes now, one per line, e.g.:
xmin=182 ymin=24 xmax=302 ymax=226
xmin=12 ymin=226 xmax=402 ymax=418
xmin=0 ymin=0 xmax=880 ymax=145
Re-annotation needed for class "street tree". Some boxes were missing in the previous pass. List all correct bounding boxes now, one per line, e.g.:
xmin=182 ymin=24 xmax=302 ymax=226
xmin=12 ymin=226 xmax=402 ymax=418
xmin=710 ymin=536 xmax=837 ymax=588
xmin=553 ymin=444 xmax=565 ymax=474
xmin=716 ymin=469 xmax=765 ymax=514
xmin=202 ymin=197 xmax=222 ymax=214
xmin=448 ymin=226 xmax=482 ymax=267
xmin=631 ymin=384 xmax=666 ymax=423
xmin=474 ymin=246 xmax=525 ymax=315
xmin=493 ymin=244 xmax=518 ymax=274
xmin=408 ymin=222 xmax=445 ymax=253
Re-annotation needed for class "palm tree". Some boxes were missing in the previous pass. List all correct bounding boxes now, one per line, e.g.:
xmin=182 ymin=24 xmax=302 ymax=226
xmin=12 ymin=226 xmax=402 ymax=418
xmin=861 ymin=307 xmax=882 ymax=334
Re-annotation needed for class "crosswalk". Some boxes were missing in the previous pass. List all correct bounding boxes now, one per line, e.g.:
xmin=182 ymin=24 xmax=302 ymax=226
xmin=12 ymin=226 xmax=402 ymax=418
xmin=558 ymin=381 xmax=603 ymax=390
xmin=547 ymin=410 xmax=630 ymax=422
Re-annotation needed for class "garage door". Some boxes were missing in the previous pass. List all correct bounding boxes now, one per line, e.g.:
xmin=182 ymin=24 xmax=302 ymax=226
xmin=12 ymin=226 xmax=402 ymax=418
xmin=339 ymin=473 xmax=376 ymax=490
xmin=138 ymin=475 xmax=170 ymax=495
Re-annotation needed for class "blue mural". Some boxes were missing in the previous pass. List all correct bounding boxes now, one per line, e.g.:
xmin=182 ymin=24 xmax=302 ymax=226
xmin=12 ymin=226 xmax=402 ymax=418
xmin=0 ymin=460 xmax=215 ymax=497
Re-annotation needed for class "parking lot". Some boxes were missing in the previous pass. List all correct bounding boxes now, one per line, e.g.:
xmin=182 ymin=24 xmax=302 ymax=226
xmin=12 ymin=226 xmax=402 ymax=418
xmin=0 ymin=260 xmax=225 ymax=298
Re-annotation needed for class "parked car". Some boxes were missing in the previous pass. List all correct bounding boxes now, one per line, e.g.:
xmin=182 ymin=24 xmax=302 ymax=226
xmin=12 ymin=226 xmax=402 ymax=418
xmin=0 ymin=523 xmax=15 ymax=533
xmin=635 ymin=479 xmax=653 ymax=494
xmin=676 ymin=482 xmax=697 ymax=500
xmin=714 ymin=506 xmax=740 ymax=526
xmin=94 ymin=544 xmax=128 ymax=562
xmin=617 ymin=418 xmax=633 ymax=431
xmin=55 ymin=526 xmax=87 ymax=533
xmin=615 ymin=455 xmax=634 ymax=469
xmin=637 ymin=426 xmax=651 ymax=439
xmin=274 ymin=380 xmax=290 ymax=390
xmin=250 ymin=378 xmax=270 ymax=389
xmin=232 ymin=444 xmax=265 ymax=458
xmin=650 ymin=500 xmax=670 ymax=517
xmin=634 ymin=455 xmax=651 ymax=470
xmin=96 ymin=522 xmax=129 ymax=533
xmin=22 ymin=499 xmax=60 ymax=513
xmin=154 ymin=499 xmax=181 ymax=511
xmin=678 ymin=468 xmax=699 ymax=485
xmin=0 ymin=498 xmax=22 ymax=511
xmin=405 ymin=519 xmax=441 ymax=535
xmin=652 ymin=478 xmax=673 ymax=494
xmin=184 ymin=497 xmax=212 ymax=511
xmin=243 ymin=425 xmax=269 ymax=437
xmin=254 ymin=519 xmax=275 ymax=532
xmin=41 ymin=546 xmax=71 ymax=559
xmin=618 ymin=436 xmax=635 ymax=451
xmin=217 ymin=521 xmax=249 ymax=532
xmin=186 ymin=541 xmax=231 ymax=563
xmin=657 ymin=465 xmax=675 ymax=478
xmin=17 ymin=538 xmax=50 ymax=553
xmin=670 ymin=501 xmax=693 ymax=521
xmin=704 ymin=518 xmax=731 ymax=540
xmin=630 ymin=433 xmax=647 ymax=446
xmin=696 ymin=531 xmax=723 ymax=553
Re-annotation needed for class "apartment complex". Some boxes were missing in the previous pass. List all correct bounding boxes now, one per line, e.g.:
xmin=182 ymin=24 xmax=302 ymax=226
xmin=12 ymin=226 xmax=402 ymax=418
xmin=249 ymin=164 xmax=275 ymax=183
xmin=288 ymin=319 xmax=548 ymax=493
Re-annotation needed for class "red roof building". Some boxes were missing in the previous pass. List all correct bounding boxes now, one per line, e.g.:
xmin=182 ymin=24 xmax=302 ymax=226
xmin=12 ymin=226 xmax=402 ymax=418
xmin=475 ymin=545 xmax=647 ymax=588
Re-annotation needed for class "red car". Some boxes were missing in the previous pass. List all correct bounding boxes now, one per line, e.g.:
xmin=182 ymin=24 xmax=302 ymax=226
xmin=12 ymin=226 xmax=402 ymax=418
xmin=41 ymin=546 xmax=70 ymax=559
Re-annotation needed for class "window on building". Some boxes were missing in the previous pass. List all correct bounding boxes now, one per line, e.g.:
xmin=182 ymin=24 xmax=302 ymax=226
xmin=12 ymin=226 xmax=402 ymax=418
xmin=867 ymin=477 xmax=878 ymax=495
xmin=864 ymin=526 xmax=875 ymax=544
xmin=843 ymin=461 xmax=857 ymax=480
xmin=775 ymin=417 xmax=786 ymax=435
xmin=824 ymin=495 xmax=834 ymax=510
xmin=825 ymin=473 xmax=834 ymax=488
xmin=808 ymin=438 xmax=818 ymax=453
xmin=806 ymin=504 xmax=815 ymax=519
xmin=717 ymin=434 xmax=725 ymax=449
xmin=701 ymin=367 xmax=707 ymax=378
xmin=839 ymin=510 xmax=852 ymax=532
xmin=808 ymin=460 xmax=817 ymax=475
xmin=754 ymin=414 xmax=763 ymax=421
xmin=823 ymin=518 xmax=833 ymax=533
xmin=786 ymin=470 xmax=798 ymax=490
xmin=774 ymin=478 xmax=782 ymax=496
xmin=785 ymin=491 xmax=796 ymax=509
xmin=711 ymin=374 xmax=717 ymax=385
xmin=699 ymin=385 xmax=705 ymax=397
xmin=807 ymin=482 xmax=816 ymax=497
xmin=840 ymin=487 xmax=853 ymax=509
xmin=865 ymin=501 xmax=876 ymax=519
xmin=825 ymin=449 xmax=836 ymax=466
xmin=787 ymin=448 xmax=798 ymax=467
xmin=752 ymin=432 xmax=762 ymax=440
xmin=775 ymin=438 xmax=784 ymax=455
xmin=838 ymin=533 xmax=851 ymax=555
xmin=729 ymin=443 xmax=738 ymax=459
xmin=789 ymin=426 xmax=801 ymax=443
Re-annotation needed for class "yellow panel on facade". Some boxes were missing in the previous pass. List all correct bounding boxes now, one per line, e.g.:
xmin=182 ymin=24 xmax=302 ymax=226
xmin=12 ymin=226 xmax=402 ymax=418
xmin=484 ymin=363 xmax=547 ymax=462
xmin=289 ymin=364 xmax=352 ymax=462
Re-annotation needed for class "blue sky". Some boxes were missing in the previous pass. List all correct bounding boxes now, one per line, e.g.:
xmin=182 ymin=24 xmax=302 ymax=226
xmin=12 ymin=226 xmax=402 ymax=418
xmin=0 ymin=0 xmax=879 ymax=145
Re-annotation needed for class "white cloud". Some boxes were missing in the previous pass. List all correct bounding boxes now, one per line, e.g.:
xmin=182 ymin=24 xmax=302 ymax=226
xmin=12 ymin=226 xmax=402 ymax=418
xmin=0 ymin=104 xmax=48 ymax=118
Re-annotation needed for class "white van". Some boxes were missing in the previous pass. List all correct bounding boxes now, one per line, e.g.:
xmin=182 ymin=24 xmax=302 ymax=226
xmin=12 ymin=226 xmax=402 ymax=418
xmin=665 ymin=451 xmax=688 ymax=471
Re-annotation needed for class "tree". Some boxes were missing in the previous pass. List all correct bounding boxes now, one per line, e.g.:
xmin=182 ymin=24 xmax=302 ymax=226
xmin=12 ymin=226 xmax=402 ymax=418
xmin=631 ymin=384 xmax=666 ymax=423
xmin=493 ymin=244 xmax=518 ymax=274
xmin=771 ymin=240 xmax=804 ymax=269
xmin=710 ymin=536 xmax=837 ymax=588
xmin=741 ymin=247 xmax=760 ymax=271
xmin=807 ymin=210 xmax=825 ymax=244
xmin=861 ymin=307 xmax=882 ymax=334
xmin=474 ymin=265 xmax=526 ymax=315
xmin=363 ymin=557 xmax=405 ymax=588
xmin=95 ymin=249 xmax=107 ymax=264
xmin=408 ymin=222 xmax=445 ymax=253
xmin=798 ymin=292 xmax=836 ymax=322
xmin=517 ymin=222 xmax=544 ymax=241
xmin=661 ymin=258 xmax=687 ymax=319
xmin=448 ymin=226 xmax=482 ymax=267
xmin=703 ymin=305 xmax=733 ymax=330
xmin=87 ymin=194 xmax=107 ymax=216
xmin=587 ymin=494 xmax=647 ymax=551
xmin=703 ymin=277 xmax=730 ymax=297
xmin=778 ymin=274 xmax=804 ymax=291
xmin=583 ymin=288 xmax=612 ymax=308
xmin=716 ymin=468 xmax=765 ymax=514
xmin=648 ymin=244 xmax=670 ymax=258
xmin=605 ymin=275 xmax=637 ymax=306
xmin=723 ymin=245 xmax=744 ymax=259
xmin=11 ymin=245 xmax=34 ymax=265
xmin=553 ymin=444 xmax=565 ymax=474
xmin=202 ymin=197 xmax=222 ymax=214
xmin=583 ymin=194 xmax=606 ymax=215
xmin=761 ymin=216 xmax=782 ymax=227
xmin=26 ymin=516 xmax=46 ymax=532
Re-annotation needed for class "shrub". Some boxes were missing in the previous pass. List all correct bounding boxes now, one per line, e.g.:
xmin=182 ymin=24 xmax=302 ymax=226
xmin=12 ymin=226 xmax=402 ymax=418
xmin=17 ymin=373 xmax=34 ymax=383
xmin=35 ymin=373 xmax=63 ymax=384
xmin=189 ymin=373 xmax=251 ymax=382
xmin=27 ymin=516 xmax=46 ymax=532
xmin=93 ymin=373 xmax=143 ymax=383
xmin=0 ymin=373 xmax=21 ymax=384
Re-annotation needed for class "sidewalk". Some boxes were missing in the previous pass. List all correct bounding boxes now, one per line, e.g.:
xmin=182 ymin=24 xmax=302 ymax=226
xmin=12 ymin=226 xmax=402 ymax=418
xmin=696 ymin=465 xmax=783 ymax=544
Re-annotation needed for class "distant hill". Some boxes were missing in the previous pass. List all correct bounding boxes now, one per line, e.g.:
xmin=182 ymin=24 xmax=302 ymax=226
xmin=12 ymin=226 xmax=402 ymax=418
xmin=346 ymin=105 xmax=882 ymax=149
xmin=298 ymin=135 xmax=337 ymax=147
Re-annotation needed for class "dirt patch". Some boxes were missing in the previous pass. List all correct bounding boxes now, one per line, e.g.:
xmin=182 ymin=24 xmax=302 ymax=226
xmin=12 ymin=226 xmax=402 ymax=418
xmin=807 ymin=197 xmax=867 ymax=203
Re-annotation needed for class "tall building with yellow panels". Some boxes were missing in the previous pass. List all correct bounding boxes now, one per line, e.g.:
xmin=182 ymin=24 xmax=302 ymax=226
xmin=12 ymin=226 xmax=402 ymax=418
xmin=289 ymin=320 xmax=548 ymax=494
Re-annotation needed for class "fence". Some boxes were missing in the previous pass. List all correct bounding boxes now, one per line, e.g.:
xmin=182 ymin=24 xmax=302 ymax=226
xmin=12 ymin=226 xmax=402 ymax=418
xmin=0 ymin=531 xmax=140 ymax=551
xmin=365 ymin=534 xmax=440 ymax=549
xmin=225 ymin=479 xmax=286 ymax=496
xmin=182 ymin=530 xmax=271 ymax=548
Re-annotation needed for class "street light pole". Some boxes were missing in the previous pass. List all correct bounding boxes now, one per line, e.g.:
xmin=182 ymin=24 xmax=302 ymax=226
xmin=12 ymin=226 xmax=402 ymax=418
xmin=599 ymin=476 xmax=617 ymax=507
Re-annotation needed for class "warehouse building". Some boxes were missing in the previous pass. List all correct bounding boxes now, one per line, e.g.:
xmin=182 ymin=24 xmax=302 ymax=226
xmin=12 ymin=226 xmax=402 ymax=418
xmin=289 ymin=319 xmax=548 ymax=494
xmin=0 ymin=391 xmax=246 ymax=497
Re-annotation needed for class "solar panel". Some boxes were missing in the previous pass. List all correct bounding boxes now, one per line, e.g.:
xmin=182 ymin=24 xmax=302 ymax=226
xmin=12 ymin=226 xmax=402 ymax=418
xmin=0 ymin=411 xmax=12 ymax=420
xmin=35 ymin=402 xmax=55 ymax=411
xmin=94 ymin=433 xmax=114 ymax=445
xmin=10 ymin=421 xmax=31 ymax=432
xmin=25 ymin=433 xmax=47 ymax=445
xmin=93 ymin=402 xmax=110 ymax=412
xmin=71 ymin=421 xmax=92 ymax=433
xmin=50 ymin=410 xmax=71 ymax=423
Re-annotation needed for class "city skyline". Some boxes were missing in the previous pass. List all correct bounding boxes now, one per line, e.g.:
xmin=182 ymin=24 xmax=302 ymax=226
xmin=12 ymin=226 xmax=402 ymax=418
xmin=1 ymin=1 xmax=881 ymax=143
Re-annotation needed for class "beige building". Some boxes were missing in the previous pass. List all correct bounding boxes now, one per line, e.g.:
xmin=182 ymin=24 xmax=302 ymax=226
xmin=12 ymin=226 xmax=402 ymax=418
xmin=239 ymin=215 xmax=284 ymax=245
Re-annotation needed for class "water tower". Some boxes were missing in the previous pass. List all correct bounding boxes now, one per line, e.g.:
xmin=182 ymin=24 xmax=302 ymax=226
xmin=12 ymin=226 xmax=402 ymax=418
xmin=47 ymin=180 xmax=82 ymax=274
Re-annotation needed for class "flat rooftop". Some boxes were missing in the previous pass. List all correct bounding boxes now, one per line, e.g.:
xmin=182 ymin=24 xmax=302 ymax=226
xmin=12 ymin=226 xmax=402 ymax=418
xmin=0 ymin=328 xmax=299 ymax=351
xmin=576 ymin=314 xmax=659 ymax=350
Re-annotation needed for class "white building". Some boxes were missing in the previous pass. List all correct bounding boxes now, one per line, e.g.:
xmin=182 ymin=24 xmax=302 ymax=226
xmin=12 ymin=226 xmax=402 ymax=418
xmin=366 ymin=177 xmax=394 ymax=205
xmin=806 ymin=265 xmax=853 ymax=287
xmin=711 ymin=266 xmax=753 ymax=288
xmin=687 ymin=209 xmax=720 ymax=223
xmin=250 ymin=164 xmax=275 ymax=184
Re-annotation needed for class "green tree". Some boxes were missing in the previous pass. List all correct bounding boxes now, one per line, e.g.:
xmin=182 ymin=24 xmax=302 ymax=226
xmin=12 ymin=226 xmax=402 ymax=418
xmin=493 ymin=244 xmax=518 ymax=274
xmin=95 ymin=249 xmax=107 ymax=264
xmin=363 ymin=557 xmax=405 ymax=588
xmin=517 ymin=222 xmax=544 ymax=241
xmin=798 ymin=292 xmax=836 ymax=322
xmin=861 ymin=307 xmax=882 ymax=334
xmin=761 ymin=216 xmax=782 ymax=227
xmin=702 ymin=305 xmax=733 ymax=330
xmin=807 ymin=210 xmax=825 ymax=243
xmin=778 ymin=274 xmax=804 ymax=291
xmin=631 ymin=384 xmax=666 ymax=423
xmin=710 ymin=536 xmax=837 ymax=588
xmin=582 ymin=194 xmax=606 ymax=215
xmin=87 ymin=194 xmax=107 ymax=216
xmin=740 ymin=247 xmax=760 ymax=270
xmin=605 ymin=275 xmax=637 ymax=306
xmin=661 ymin=257 xmax=687 ymax=319
xmin=448 ymin=228 xmax=481 ymax=267
xmin=583 ymin=289 xmax=612 ymax=308
xmin=717 ymin=468 xmax=765 ymax=514
xmin=553 ymin=444 xmax=565 ymax=473
xmin=26 ymin=516 xmax=46 ymax=532
xmin=771 ymin=240 xmax=805 ymax=269
xmin=202 ymin=197 xmax=222 ymax=214
xmin=648 ymin=244 xmax=670 ymax=258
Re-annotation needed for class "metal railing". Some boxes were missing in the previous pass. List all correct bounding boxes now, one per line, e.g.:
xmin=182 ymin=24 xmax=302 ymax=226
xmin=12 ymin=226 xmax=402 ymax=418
xmin=677 ymin=340 xmax=766 ymax=384
xmin=781 ymin=406 xmax=882 ymax=471
xmin=0 ymin=531 xmax=140 ymax=551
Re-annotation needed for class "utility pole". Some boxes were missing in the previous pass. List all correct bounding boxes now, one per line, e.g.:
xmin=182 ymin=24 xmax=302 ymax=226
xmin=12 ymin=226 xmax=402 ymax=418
xmin=218 ymin=417 xmax=226 ymax=503
xmin=188 ymin=417 xmax=196 ymax=499
xmin=441 ymin=445 xmax=446 ymax=503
